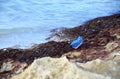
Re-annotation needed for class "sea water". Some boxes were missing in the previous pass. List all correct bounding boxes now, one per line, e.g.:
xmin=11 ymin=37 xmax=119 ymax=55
xmin=0 ymin=0 xmax=120 ymax=49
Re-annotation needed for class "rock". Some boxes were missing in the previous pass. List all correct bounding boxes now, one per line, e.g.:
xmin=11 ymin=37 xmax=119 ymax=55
xmin=0 ymin=59 xmax=27 ymax=79
xmin=77 ymin=54 xmax=120 ymax=79
xmin=105 ymin=41 xmax=119 ymax=51
xmin=0 ymin=60 xmax=14 ymax=73
xmin=11 ymin=57 xmax=111 ymax=79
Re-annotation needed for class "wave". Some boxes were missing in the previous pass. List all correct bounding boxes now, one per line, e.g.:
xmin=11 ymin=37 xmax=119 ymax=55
xmin=0 ymin=27 xmax=48 ymax=35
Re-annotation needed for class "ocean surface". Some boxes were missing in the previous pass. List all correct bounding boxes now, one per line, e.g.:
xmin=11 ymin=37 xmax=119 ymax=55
xmin=0 ymin=0 xmax=120 ymax=49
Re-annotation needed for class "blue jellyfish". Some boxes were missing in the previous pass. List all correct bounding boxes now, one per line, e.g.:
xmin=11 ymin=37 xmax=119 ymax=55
xmin=70 ymin=36 xmax=83 ymax=49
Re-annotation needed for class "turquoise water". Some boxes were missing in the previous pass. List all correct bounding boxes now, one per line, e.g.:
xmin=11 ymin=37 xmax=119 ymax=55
xmin=0 ymin=0 xmax=120 ymax=48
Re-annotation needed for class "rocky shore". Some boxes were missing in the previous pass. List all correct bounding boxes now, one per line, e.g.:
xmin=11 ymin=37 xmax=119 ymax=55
xmin=0 ymin=14 xmax=120 ymax=79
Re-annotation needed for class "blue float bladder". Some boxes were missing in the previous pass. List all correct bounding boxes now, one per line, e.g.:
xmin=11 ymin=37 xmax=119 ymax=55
xmin=70 ymin=36 xmax=83 ymax=49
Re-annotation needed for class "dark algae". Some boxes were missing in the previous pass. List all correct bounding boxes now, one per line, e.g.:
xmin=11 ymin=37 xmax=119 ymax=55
xmin=0 ymin=41 xmax=73 ymax=64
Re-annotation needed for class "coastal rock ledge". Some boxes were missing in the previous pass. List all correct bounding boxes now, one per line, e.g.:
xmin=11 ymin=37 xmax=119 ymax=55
xmin=0 ymin=14 xmax=120 ymax=79
xmin=11 ymin=57 xmax=112 ymax=79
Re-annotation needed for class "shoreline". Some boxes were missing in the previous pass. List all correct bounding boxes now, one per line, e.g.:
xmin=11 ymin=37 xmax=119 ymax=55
xmin=0 ymin=13 xmax=120 ymax=79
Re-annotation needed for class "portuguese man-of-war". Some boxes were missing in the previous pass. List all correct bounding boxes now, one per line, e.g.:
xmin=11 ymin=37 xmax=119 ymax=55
xmin=70 ymin=36 xmax=83 ymax=49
